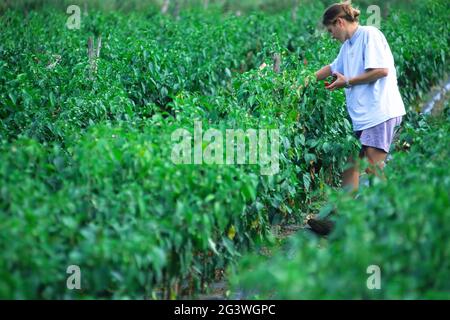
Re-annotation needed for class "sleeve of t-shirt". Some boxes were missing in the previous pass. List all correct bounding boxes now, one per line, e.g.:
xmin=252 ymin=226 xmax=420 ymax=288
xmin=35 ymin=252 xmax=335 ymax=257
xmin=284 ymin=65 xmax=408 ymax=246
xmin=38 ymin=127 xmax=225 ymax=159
xmin=329 ymin=45 xmax=344 ymax=75
xmin=364 ymin=28 xmax=390 ymax=70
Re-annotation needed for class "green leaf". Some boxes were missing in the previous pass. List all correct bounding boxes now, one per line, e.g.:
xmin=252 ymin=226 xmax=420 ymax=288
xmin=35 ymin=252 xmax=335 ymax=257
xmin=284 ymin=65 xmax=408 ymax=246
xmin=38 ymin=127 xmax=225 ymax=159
xmin=208 ymin=238 xmax=219 ymax=255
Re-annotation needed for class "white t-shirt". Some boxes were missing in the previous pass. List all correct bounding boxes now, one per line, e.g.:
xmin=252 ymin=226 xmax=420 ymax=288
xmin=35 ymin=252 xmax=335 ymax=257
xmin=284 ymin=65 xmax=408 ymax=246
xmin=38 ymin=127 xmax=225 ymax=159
xmin=330 ymin=25 xmax=406 ymax=131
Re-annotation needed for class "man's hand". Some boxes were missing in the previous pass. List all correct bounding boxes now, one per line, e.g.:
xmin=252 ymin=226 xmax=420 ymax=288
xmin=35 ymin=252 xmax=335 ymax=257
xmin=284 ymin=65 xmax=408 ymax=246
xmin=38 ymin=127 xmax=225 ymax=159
xmin=326 ymin=68 xmax=389 ymax=91
xmin=326 ymin=72 xmax=347 ymax=91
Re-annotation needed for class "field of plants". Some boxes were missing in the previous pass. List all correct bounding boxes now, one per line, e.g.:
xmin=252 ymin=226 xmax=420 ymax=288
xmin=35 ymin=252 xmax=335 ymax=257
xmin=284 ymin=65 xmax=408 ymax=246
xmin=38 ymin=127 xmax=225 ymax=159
xmin=0 ymin=0 xmax=449 ymax=299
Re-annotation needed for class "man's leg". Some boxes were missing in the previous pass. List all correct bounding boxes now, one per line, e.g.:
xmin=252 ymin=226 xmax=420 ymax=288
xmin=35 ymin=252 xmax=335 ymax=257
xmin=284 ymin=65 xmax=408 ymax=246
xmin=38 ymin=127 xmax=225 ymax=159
xmin=342 ymin=156 xmax=359 ymax=193
xmin=364 ymin=146 xmax=388 ymax=179
xmin=307 ymin=153 xmax=359 ymax=236
xmin=308 ymin=147 xmax=389 ymax=236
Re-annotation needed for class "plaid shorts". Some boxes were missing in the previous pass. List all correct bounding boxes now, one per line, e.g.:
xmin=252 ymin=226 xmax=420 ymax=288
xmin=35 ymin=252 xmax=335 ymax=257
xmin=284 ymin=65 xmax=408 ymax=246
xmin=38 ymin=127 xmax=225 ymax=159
xmin=354 ymin=116 xmax=403 ymax=153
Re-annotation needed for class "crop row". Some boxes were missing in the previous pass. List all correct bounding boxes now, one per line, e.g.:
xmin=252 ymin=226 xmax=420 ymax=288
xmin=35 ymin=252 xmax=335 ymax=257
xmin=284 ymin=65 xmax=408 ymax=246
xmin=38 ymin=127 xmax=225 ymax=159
xmin=0 ymin=0 xmax=448 ymax=298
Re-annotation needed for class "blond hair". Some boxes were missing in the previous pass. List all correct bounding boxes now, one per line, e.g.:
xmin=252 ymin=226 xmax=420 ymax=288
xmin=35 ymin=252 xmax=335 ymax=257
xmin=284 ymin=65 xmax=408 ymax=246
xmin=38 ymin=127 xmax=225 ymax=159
xmin=322 ymin=1 xmax=361 ymax=26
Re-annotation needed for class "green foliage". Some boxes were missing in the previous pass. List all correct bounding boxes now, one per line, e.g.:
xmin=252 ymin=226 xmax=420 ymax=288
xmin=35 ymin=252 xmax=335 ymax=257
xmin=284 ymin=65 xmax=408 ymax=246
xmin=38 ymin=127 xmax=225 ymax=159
xmin=0 ymin=0 xmax=448 ymax=298
xmin=231 ymin=114 xmax=450 ymax=299
xmin=0 ymin=5 xmax=322 ymax=142
xmin=382 ymin=0 xmax=450 ymax=106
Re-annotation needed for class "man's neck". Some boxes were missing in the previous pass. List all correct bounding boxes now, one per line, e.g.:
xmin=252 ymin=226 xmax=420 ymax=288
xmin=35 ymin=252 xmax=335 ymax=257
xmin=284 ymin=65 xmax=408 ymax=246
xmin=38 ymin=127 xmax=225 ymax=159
xmin=346 ymin=24 xmax=359 ymax=41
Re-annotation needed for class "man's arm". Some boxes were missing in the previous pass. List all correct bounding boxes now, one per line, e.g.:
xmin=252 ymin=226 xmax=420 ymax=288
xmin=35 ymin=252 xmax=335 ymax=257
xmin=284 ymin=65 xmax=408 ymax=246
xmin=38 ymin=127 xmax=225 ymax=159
xmin=327 ymin=68 xmax=389 ymax=90
xmin=315 ymin=65 xmax=332 ymax=81
xmin=348 ymin=68 xmax=389 ymax=86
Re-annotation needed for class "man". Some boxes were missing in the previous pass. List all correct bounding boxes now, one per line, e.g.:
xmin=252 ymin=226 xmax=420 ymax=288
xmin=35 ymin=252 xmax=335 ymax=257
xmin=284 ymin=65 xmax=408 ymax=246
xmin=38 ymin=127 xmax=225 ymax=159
xmin=308 ymin=2 xmax=405 ymax=235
